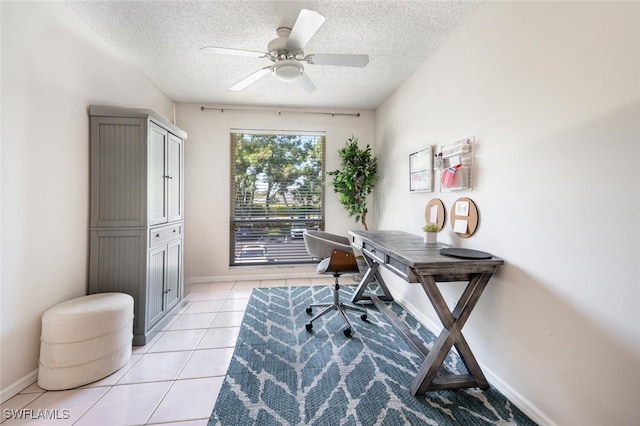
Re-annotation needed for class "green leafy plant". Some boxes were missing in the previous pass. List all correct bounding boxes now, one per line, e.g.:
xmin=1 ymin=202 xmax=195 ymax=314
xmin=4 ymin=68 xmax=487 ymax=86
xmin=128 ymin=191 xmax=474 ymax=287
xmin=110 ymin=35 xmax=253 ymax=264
xmin=327 ymin=136 xmax=379 ymax=230
xmin=422 ymin=223 xmax=440 ymax=233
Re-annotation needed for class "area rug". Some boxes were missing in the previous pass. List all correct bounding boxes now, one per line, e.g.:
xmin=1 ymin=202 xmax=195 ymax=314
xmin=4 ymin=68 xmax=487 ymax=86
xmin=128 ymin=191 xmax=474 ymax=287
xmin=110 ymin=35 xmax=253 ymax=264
xmin=209 ymin=286 xmax=537 ymax=425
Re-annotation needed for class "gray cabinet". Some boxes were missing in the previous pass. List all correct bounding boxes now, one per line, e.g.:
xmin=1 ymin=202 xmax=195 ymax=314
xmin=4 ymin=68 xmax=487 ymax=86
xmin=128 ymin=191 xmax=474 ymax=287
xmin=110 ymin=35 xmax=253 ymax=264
xmin=88 ymin=106 xmax=187 ymax=345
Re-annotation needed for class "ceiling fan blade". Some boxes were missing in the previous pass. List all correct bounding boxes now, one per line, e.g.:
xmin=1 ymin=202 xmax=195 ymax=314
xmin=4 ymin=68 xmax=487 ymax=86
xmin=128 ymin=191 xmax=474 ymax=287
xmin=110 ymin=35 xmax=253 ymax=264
xmin=296 ymin=72 xmax=316 ymax=93
xmin=305 ymin=54 xmax=369 ymax=68
xmin=287 ymin=9 xmax=326 ymax=51
xmin=229 ymin=66 xmax=272 ymax=91
xmin=200 ymin=46 xmax=267 ymax=58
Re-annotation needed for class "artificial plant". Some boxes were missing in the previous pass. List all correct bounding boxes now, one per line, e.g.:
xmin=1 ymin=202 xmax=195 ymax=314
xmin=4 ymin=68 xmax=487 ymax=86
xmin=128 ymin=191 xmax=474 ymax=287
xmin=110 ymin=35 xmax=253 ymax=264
xmin=327 ymin=136 xmax=379 ymax=230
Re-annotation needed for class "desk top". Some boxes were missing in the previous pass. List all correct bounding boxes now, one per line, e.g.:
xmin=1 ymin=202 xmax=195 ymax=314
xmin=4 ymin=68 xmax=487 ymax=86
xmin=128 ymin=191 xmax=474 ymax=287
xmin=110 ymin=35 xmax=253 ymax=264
xmin=349 ymin=230 xmax=503 ymax=271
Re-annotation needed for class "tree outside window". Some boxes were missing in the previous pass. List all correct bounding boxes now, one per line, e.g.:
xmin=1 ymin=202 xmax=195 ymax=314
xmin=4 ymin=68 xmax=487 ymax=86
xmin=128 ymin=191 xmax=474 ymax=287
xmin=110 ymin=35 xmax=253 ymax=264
xmin=230 ymin=132 xmax=325 ymax=266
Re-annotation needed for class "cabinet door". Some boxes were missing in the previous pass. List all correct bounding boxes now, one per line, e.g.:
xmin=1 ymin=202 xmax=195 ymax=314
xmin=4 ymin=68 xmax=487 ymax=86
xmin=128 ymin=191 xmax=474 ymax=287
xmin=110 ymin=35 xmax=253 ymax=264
xmin=89 ymin=229 xmax=146 ymax=336
xmin=167 ymin=133 xmax=183 ymax=222
xmin=149 ymin=123 xmax=167 ymax=225
xmin=147 ymin=245 xmax=167 ymax=327
xmin=90 ymin=117 xmax=146 ymax=228
xmin=165 ymin=239 xmax=182 ymax=311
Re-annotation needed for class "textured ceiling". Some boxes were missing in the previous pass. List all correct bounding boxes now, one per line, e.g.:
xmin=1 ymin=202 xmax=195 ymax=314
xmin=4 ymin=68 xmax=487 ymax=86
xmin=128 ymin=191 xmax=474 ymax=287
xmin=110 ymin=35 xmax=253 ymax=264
xmin=67 ymin=1 xmax=483 ymax=110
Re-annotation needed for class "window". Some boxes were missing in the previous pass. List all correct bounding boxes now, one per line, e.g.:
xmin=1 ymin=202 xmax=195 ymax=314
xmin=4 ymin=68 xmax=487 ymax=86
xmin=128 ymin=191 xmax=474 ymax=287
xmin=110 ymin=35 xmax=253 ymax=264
xmin=230 ymin=131 xmax=325 ymax=266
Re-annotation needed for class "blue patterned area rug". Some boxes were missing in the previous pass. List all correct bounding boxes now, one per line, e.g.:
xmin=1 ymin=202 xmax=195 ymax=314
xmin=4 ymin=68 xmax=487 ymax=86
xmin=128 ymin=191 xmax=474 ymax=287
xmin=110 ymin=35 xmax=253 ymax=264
xmin=209 ymin=286 xmax=536 ymax=425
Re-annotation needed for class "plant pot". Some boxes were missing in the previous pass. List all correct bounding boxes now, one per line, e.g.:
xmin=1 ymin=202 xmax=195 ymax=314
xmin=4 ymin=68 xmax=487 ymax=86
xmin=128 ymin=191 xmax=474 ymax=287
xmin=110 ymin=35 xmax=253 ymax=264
xmin=424 ymin=232 xmax=437 ymax=245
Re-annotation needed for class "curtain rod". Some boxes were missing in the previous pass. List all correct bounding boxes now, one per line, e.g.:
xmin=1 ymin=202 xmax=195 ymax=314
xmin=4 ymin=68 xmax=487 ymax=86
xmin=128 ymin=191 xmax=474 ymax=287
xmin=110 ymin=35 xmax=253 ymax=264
xmin=200 ymin=106 xmax=360 ymax=117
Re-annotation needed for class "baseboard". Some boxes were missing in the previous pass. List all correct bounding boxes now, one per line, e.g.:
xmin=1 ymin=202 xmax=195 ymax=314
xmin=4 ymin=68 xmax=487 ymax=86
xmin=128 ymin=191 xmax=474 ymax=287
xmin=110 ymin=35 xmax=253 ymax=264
xmin=392 ymin=293 xmax=556 ymax=426
xmin=1 ymin=369 xmax=38 ymax=404
xmin=186 ymin=271 xmax=332 ymax=285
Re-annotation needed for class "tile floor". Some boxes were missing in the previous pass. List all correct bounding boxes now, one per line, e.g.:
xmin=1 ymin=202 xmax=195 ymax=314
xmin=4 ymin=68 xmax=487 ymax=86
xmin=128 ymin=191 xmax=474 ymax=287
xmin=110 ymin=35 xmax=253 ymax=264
xmin=0 ymin=277 xmax=344 ymax=425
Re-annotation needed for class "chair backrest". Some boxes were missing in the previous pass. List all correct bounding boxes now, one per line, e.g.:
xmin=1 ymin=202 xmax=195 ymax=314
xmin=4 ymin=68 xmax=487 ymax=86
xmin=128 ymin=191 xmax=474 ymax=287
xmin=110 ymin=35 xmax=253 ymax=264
xmin=303 ymin=231 xmax=353 ymax=259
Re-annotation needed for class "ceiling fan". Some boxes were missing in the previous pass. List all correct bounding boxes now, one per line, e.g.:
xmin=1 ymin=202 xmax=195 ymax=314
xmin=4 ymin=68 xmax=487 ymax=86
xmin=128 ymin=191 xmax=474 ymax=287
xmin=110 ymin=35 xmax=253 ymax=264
xmin=201 ymin=9 xmax=369 ymax=93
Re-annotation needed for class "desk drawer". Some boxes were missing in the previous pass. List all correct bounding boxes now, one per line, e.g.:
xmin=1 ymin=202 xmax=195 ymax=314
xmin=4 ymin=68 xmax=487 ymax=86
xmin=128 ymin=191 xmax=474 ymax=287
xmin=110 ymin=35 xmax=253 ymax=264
xmin=150 ymin=224 xmax=182 ymax=247
xmin=387 ymin=256 xmax=410 ymax=281
xmin=362 ymin=242 xmax=388 ymax=264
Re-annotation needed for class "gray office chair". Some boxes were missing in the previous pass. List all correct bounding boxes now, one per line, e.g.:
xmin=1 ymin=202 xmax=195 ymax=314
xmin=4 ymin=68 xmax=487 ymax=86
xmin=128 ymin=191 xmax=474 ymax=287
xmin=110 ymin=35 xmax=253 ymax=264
xmin=303 ymin=230 xmax=367 ymax=337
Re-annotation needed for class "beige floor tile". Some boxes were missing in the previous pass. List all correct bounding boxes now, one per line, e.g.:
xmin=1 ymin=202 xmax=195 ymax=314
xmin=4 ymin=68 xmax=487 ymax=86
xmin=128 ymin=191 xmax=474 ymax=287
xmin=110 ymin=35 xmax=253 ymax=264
xmin=5 ymin=272 xmax=257 ymax=426
xmin=146 ymin=329 xmax=207 ymax=353
xmin=149 ymin=420 xmax=209 ymax=426
xmin=168 ymin=313 xmax=216 ymax=330
xmin=311 ymin=276 xmax=337 ymax=285
xmin=227 ymin=287 xmax=255 ymax=299
xmin=117 ymin=351 xmax=191 ymax=384
xmin=286 ymin=278 xmax=312 ymax=286
xmin=147 ymin=377 xmax=224 ymax=424
xmin=17 ymin=383 xmax=44 ymax=395
xmin=178 ymin=348 xmax=234 ymax=379
xmin=160 ymin=314 xmax=180 ymax=331
xmin=187 ymin=281 xmax=234 ymax=292
xmin=1 ymin=392 xmax=43 ymax=421
xmin=210 ymin=311 xmax=245 ymax=328
xmin=81 ymin=354 xmax=143 ymax=388
xmin=197 ymin=327 xmax=240 ymax=349
xmin=219 ymin=298 xmax=249 ymax=312
xmin=231 ymin=280 xmax=260 ymax=288
xmin=74 ymin=381 xmax=172 ymax=426
xmin=4 ymin=387 xmax=109 ymax=426
xmin=185 ymin=289 xmax=230 ymax=301
xmin=132 ymin=331 xmax=166 ymax=355
xmin=183 ymin=300 xmax=224 ymax=314
xmin=260 ymin=279 xmax=287 ymax=287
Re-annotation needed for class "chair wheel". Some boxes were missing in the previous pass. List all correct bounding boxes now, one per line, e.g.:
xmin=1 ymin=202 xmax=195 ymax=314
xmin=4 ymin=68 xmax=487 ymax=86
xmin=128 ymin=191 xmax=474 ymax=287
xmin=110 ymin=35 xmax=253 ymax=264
xmin=306 ymin=307 xmax=313 ymax=315
xmin=360 ymin=314 xmax=368 ymax=321
xmin=343 ymin=328 xmax=352 ymax=337
xmin=305 ymin=323 xmax=313 ymax=331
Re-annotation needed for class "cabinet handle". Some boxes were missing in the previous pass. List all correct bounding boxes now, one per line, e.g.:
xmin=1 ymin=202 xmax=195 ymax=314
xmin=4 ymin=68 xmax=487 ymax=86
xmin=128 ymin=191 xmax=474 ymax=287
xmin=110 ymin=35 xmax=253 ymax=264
xmin=164 ymin=289 xmax=172 ymax=294
xmin=162 ymin=175 xmax=173 ymax=179
xmin=155 ymin=234 xmax=160 ymax=238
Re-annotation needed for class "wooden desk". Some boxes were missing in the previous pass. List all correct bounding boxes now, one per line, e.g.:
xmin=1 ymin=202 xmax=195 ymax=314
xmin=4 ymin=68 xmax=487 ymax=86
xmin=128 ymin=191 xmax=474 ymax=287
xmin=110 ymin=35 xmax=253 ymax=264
xmin=349 ymin=230 xmax=504 ymax=394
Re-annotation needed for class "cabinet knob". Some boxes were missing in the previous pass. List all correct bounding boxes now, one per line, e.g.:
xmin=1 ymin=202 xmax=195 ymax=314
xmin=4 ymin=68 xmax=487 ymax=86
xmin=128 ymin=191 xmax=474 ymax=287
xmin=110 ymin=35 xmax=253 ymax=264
xmin=164 ymin=289 xmax=172 ymax=294
xmin=156 ymin=234 xmax=160 ymax=238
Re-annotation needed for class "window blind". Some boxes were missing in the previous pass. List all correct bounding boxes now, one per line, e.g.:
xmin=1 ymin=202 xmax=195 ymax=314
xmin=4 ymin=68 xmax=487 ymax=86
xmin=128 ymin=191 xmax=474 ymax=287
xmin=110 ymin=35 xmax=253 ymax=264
xmin=229 ymin=131 xmax=325 ymax=266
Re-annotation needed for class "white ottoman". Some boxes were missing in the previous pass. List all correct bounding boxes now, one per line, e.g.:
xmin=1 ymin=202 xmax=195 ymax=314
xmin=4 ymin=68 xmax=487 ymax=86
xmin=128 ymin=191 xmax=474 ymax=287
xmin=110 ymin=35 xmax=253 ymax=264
xmin=38 ymin=293 xmax=134 ymax=390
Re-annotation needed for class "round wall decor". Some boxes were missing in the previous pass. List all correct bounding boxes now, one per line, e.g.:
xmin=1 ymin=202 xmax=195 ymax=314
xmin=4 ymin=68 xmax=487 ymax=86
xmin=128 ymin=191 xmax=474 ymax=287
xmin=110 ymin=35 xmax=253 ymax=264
xmin=449 ymin=197 xmax=478 ymax=238
xmin=424 ymin=198 xmax=446 ymax=230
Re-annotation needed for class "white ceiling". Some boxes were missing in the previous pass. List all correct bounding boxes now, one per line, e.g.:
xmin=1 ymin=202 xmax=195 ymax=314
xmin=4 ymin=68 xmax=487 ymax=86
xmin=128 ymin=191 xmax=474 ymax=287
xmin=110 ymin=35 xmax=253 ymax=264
xmin=67 ymin=1 xmax=483 ymax=110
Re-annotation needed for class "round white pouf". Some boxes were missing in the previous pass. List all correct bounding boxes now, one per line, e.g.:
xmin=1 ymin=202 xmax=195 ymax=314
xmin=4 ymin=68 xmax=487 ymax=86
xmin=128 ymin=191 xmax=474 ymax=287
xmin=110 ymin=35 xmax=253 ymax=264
xmin=38 ymin=293 xmax=134 ymax=390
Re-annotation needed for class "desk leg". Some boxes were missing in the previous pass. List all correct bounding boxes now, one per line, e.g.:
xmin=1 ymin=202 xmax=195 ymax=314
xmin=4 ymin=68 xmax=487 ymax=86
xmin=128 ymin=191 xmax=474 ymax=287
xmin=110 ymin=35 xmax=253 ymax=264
xmin=411 ymin=273 xmax=492 ymax=394
xmin=351 ymin=253 xmax=394 ymax=303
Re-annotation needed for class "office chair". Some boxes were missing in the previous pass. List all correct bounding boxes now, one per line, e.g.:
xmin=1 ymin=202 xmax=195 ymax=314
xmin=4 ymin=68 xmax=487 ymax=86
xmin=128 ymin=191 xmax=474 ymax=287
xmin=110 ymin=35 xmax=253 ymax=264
xmin=303 ymin=230 xmax=367 ymax=337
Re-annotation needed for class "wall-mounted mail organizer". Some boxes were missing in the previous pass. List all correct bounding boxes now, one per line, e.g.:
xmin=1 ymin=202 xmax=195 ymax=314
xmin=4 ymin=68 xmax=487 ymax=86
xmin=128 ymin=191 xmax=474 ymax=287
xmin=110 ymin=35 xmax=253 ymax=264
xmin=435 ymin=137 xmax=474 ymax=192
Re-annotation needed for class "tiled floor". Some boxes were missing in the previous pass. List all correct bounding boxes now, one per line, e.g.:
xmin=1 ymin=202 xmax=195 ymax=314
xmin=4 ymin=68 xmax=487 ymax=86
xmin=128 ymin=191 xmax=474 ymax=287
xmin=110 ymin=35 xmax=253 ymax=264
xmin=0 ymin=277 xmax=342 ymax=425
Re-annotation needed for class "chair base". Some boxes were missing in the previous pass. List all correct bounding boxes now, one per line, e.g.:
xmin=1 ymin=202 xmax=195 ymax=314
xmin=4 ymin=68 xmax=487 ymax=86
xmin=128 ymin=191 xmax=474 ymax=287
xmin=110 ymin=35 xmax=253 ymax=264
xmin=305 ymin=282 xmax=368 ymax=337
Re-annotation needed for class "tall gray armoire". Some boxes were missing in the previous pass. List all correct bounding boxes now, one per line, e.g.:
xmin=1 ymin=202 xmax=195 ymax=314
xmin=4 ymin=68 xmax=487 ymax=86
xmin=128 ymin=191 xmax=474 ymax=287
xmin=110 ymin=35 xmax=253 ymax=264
xmin=89 ymin=105 xmax=187 ymax=345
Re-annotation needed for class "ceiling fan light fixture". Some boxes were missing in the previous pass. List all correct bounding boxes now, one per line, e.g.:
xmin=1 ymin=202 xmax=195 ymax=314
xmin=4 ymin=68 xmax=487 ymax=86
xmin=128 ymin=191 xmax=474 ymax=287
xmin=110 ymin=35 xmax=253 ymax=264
xmin=272 ymin=60 xmax=303 ymax=82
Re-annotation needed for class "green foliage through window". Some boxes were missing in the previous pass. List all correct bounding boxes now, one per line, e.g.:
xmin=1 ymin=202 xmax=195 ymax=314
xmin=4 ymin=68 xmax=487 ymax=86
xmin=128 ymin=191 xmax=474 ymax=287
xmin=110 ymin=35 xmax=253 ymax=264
xmin=230 ymin=132 xmax=325 ymax=266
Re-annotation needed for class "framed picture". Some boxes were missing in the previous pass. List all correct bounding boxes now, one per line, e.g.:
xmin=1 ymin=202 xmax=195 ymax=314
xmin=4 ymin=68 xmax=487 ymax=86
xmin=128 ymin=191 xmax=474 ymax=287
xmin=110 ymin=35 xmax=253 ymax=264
xmin=409 ymin=146 xmax=433 ymax=192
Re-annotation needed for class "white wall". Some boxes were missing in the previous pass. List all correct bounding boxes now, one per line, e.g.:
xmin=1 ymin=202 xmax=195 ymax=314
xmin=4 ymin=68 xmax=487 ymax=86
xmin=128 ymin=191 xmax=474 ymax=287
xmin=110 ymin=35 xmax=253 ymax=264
xmin=175 ymin=103 xmax=375 ymax=282
xmin=0 ymin=2 xmax=174 ymax=397
xmin=374 ymin=2 xmax=639 ymax=425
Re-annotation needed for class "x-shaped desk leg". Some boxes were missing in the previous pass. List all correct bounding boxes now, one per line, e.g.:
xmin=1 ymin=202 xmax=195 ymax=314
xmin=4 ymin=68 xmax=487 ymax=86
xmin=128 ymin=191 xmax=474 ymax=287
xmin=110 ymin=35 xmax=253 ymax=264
xmin=351 ymin=253 xmax=394 ymax=303
xmin=411 ymin=272 xmax=492 ymax=394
